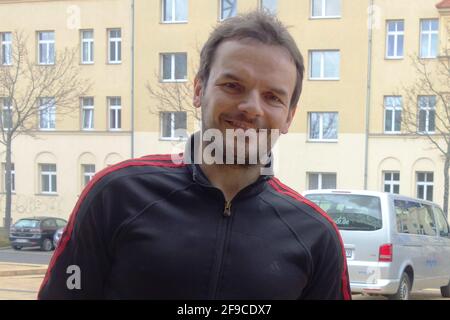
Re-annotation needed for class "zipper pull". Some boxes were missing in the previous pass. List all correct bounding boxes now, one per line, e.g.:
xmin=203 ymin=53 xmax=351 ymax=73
xmin=223 ymin=201 xmax=232 ymax=217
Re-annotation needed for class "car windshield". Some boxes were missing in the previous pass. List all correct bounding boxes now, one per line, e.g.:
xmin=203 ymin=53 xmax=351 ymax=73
xmin=305 ymin=194 xmax=383 ymax=231
xmin=14 ymin=219 xmax=40 ymax=228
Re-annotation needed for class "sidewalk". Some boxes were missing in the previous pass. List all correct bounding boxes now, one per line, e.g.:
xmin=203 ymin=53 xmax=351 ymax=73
xmin=0 ymin=263 xmax=47 ymax=300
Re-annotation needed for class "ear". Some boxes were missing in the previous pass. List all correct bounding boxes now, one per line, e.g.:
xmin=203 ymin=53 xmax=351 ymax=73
xmin=193 ymin=76 xmax=203 ymax=109
xmin=280 ymin=106 xmax=297 ymax=134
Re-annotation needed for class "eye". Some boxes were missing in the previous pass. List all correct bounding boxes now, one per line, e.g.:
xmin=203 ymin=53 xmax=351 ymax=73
xmin=265 ymin=93 xmax=284 ymax=106
xmin=221 ymin=82 xmax=243 ymax=92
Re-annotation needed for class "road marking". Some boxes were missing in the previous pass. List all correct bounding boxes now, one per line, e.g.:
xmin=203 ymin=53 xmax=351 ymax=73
xmin=0 ymin=288 xmax=37 ymax=293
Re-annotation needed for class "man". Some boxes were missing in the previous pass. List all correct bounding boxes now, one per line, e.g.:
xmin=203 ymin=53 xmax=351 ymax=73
xmin=38 ymin=11 xmax=351 ymax=300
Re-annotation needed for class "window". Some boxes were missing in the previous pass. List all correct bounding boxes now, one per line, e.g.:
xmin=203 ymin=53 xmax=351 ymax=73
xmin=260 ymin=0 xmax=277 ymax=14
xmin=395 ymin=200 xmax=436 ymax=235
xmin=308 ymin=173 xmax=336 ymax=190
xmin=417 ymin=172 xmax=433 ymax=201
xmin=108 ymin=29 xmax=121 ymax=64
xmin=40 ymin=163 xmax=57 ymax=194
xmin=384 ymin=96 xmax=402 ymax=133
xmin=1 ymin=97 xmax=12 ymax=130
xmin=42 ymin=219 xmax=57 ymax=228
xmin=81 ymin=30 xmax=94 ymax=64
xmin=420 ymin=19 xmax=438 ymax=58
xmin=56 ymin=219 xmax=67 ymax=228
xmin=162 ymin=0 xmax=188 ymax=23
xmin=39 ymin=97 xmax=56 ymax=130
xmin=2 ymin=163 xmax=15 ymax=193
xmin=434 ymin=206 xmax=450 ymax=237
xmin=309 ymin=50 xmax=340 ymax=80
xmin=38 ymin=31 xmax=55 ymax=65
xmin=220 ymin=0 xmax=237 ymax=21
xmin=308 ymin=112 xmax=338 ymax=141
xmin=386 ymin=20 xmax=404 ymax=59
xmin=418 ymin=96 xmax=436 ymax=133
xmin=311 ymin=0 xmax=341 ymax=18
xmin=383 ymin=171 xmax=400 ymax=194
xmin=161 ymin=53 xmax=187 ymax=81
xmin=160 ymin=111 xmax=187 ymax=139
xmin=82 ymin=164 xmax=95 ymax=187
xmin=108 ymin=97 xmax=121 ymax=130
xmin=81 ymin=97 xmax=94 ymax=130
xmin=1 ymin=32 xmax=12 ymax=65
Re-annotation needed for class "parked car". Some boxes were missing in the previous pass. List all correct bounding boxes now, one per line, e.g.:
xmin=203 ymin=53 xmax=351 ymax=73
xmin=9 ymin=217 xmax=67 ymax=251
xmin=53 ymin=227 xmax=65 ymax=249
xmin=302 ymin=189 xmax=450 ymax=300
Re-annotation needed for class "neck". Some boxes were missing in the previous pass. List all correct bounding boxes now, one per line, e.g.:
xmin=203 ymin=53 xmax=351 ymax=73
xmin=199 ymin=163 xmax=262 ymax=202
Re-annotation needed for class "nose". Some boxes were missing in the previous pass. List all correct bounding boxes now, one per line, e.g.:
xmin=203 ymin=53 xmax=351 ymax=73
xmin=237 ymin=90 xmax=264 ymax=117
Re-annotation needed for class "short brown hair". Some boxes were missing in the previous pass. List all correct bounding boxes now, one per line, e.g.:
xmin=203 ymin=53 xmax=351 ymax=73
xmin=197 ymin=10 xmax=305 ymax=109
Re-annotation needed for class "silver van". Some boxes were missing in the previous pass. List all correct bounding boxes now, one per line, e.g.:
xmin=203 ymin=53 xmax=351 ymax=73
xmin=302 ymin=190 xmax=450 ymax=300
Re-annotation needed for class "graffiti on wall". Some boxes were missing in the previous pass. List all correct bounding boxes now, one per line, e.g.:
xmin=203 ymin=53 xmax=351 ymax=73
xmin=0 ymin=194 xmax=64 ymax=221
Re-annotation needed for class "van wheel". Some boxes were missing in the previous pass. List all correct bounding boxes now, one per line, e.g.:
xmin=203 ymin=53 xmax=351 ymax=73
xmin=388 ymin=272 xmax=411 ymax=300
xmin=441 ymin=280 xmax=450 ymax=298
xmin=12 ymin=246 xmax=22 ymax=250
xmin=40 ymin=238 xmax=53 ymax=251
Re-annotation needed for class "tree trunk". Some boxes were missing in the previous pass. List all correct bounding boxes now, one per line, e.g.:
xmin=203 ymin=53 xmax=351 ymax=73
xmin=444 ymin=156 xmax=449 ymax=219
xmin=4 ymin=138 xmax=12 ymax=232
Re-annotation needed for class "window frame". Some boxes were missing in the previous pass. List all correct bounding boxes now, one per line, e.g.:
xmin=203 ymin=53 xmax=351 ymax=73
xmin=1 ymin=32 xmax=12 ymax=66
xmin=385 ymin=20 xmax=404 ymax=59
xmin=384 ymin=96 xmax=402 ymax=134
xmin=308 ymin=112 xmax=339 ymax=142
xmin=160 ymin=52 xmax=188 ymax=82
xmin=260 ymin=0 xmax=277 ymax=15
xmin=416 ymin=171 xmax=434 ymax=201
xmin=81 ymin=97 xmax=94 ymax=130
xmin=37 ymin=31 xmax=55 ymax=65
xmin=310 ymin=0 xmax=341 ymax=19
xmin=219 ymin=0 xmax=237 ymax=21
xmin=420 ymin=19 xmax=439 ymax=59
xmin=307 ymin=172 xmax=337 ymax=190
xmin=160 ymin=111 xmax=187 ymax=140
xmin=81 ymin=164 xmax=95 ymax=187
xmin=309 ymin=50 xmax=340 ymax=81
xmin=161 ymin=0 xmax=188 ymax=23
xmin=108 ymin=97 xmax=122 ymax=131
xmin=108 ymin=28 xmax=122 ymax=64
xmin=38 ymin=97 xmax=56 ymax=131
xmin=383 ymin=171 xmax=400 ymax=194
xmin=418 ymin=95 xmax=436 ymax=134
xmin=80 ymin=29 xmax=94 ymax=64
xmin=40 ymin=163 xmax=57 ymax=194
xmin=1 ymin=97 xmax=12 ymax=131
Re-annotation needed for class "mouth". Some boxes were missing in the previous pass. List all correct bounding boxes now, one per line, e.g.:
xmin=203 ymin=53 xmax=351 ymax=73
xmin=223 ymin=118 xmax=257 ymax=131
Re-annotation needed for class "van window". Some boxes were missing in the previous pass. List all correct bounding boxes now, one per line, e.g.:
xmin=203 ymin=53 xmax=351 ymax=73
xmin=14 ymin=219 xmax=40 ymax=228
xmin=394 ymin=200 xmax=437 ymax=236
xmin=305 ymin=194 xmax=382 ymax=230
xmin=433 ymin=206 xmax=450 ymax=237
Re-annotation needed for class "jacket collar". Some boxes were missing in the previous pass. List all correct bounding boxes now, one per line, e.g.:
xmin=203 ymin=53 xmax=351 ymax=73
xmin=183 ymin=131 xmax=274 ymax=199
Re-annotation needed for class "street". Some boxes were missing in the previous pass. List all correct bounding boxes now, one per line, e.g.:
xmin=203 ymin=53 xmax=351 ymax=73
xmin=0 ymin=248 xmax=53 ymax=265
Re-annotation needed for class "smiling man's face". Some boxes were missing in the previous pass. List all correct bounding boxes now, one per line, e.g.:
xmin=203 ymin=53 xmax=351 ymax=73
xmin=193 ymin=39 xmax=297 ymax=165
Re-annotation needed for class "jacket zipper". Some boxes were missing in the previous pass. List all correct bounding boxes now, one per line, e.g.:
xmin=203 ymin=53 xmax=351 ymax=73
xmin=209 ymin=200 xmax=233 ymax=298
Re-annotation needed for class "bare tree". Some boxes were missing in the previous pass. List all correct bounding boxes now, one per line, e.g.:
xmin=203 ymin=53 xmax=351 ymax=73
xmin=400 ymin=52 xmax=450 ymax=218
xmin=0 ymin=31 xmax=91 ymax=230
xmin=146 ymin=76 xmax=200 ymax=121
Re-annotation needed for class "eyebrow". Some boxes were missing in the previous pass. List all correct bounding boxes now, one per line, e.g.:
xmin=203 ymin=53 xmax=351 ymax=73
xmin=218 ymin=72 xmax=289 ymax=100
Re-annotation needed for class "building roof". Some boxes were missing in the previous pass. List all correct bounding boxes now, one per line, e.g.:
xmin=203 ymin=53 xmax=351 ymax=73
xmin=437 ymin=0 xmax=450 ymax=9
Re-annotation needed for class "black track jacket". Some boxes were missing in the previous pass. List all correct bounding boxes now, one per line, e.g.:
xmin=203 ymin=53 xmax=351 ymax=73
xmin=38 ymin=137 xmax=351 ymax=300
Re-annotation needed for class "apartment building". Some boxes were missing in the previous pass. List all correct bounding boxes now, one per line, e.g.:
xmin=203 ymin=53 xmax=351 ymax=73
xmin=0 ymin=0 xmax=448 ymax=225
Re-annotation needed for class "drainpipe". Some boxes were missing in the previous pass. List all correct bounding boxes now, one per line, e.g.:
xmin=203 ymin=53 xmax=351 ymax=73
xmin=364 ymin=0 xmax=374 ymax=190
xmin=131 ymin=0 xmax=135 ymax=158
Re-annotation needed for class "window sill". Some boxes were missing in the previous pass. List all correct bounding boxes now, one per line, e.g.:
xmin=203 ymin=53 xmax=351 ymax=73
xmin=160 ymin=21 xmax=188 ymax=24
xmin=308 ymin=78 xmax=340 ymax=81
xmin=107 ymin=61 xmax=122 ymax=65
xmin=0 ymin=192 xmax=16 ymax=195
xmin=419 ymin=56 xmax=437 ymax=60
xmin=161 ymin=79 xmax=188 ymax=83
xmin=80 ymin=62 xmax=94 ymax=65
xmin=39 ymin=128 xmax=56 ymax=131
xmin=385 ymin=57 xmax=404 ymax=60
xmin=307 ymin=139 xmax=338 ymax=143
xmin=36 ymin=193 xmax=58 ymax=197
xmin=159 ymin=137 xmax=188 ymax=141
xmin=309 ymin=16 xmax=342 ymax=20
xmin=38 ymin=63 xmax=55 ymax=66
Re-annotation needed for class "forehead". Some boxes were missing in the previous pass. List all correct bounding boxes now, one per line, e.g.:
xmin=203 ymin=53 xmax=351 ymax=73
xmin=210 ymin=39 xmax=297 ymax=87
